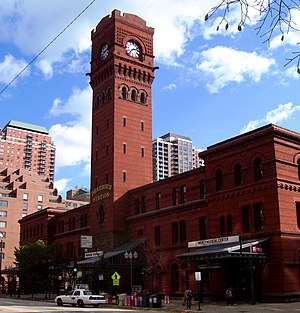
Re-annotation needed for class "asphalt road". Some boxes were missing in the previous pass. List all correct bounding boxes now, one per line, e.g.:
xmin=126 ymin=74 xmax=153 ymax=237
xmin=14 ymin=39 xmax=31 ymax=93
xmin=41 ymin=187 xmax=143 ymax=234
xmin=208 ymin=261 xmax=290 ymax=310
xmin=0 ymin=298 xmax=162 ymax=313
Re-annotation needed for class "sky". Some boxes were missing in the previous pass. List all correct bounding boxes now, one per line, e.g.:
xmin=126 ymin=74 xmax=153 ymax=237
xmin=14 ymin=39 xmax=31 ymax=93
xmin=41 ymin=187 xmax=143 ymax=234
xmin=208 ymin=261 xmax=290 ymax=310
xmin=1 ymin=0 xmax=300 ymax=197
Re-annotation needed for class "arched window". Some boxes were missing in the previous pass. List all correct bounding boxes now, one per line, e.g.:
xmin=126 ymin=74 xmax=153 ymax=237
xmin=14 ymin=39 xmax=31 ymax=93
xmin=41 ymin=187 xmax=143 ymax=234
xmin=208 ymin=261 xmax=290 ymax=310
xmin=171 ymin=263 xmax=180 ymax=292
xmin=216 ymin=169 xmax=223 ymax=191
xmin=121 ymin=86 xmax=127 ymax=99
xmin=107 ymin=87 xmax=112 ymax=100
xmin=131 ymin=89 xmax=137 ymax=101
xmin=254 ymin=158 xmax=263 ymax=181
xmin=140 ymin=92 xmax=146 ymax=104
xmin=101 ymin=91 xmax=105 ymax=104
xmin=297 ymin=159 xmax=300 ymax=180
xmin=234 ymin=164 xmax=243 ymax=186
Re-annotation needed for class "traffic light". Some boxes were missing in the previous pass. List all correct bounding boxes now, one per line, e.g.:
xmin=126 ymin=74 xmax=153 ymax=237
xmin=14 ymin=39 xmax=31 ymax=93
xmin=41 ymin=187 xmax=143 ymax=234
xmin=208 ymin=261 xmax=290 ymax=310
xmin=73 ymin=262 xmax=77 ymax=275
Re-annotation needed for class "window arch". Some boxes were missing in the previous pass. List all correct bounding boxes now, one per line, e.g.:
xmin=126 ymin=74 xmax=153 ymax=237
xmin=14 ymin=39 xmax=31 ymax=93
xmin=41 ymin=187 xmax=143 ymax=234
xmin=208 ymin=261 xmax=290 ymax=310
xmin=101 ymin=91 xmax=105 ymax=104
xmin=216 ymin=169 xmax=223 ymax=191
xmin=131 ymin=89 xmax=137 ymax=101
xmin=107 ymin=87 xmax=112 ymax=100
xmin=171 ymin=263 xmax=180 ymax=292
xmin=121 ymin=86 xmax=127 ymax=99
xmin=234 ymin=163 xmax=243 ymax=186
xmin=140 ymin=91 xmax=146 ymax=104
xmin=254 ymin=158 xmax=263 ymax=181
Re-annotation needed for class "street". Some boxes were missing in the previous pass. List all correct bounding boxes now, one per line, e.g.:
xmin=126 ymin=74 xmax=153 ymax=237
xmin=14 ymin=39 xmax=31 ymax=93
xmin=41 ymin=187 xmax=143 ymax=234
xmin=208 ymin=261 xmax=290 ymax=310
xmin=0 ymin=298 xmax=162 ymax=313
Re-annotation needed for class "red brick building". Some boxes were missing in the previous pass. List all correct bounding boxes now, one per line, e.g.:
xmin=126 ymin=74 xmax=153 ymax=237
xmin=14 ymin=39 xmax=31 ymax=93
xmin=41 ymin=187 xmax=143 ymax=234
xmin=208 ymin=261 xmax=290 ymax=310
xmin=19 ymin=10 xmax=300 ymax=302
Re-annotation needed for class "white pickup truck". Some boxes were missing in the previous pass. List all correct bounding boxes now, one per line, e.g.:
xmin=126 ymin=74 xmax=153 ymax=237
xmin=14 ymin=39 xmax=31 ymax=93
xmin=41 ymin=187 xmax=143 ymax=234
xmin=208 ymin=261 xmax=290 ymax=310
xmin=54 ymin=289 xmax=106 ymax=307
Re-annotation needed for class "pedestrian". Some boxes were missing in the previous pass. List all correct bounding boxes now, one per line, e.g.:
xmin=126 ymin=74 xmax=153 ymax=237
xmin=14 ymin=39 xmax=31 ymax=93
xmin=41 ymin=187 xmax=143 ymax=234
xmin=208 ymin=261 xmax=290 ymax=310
xmin=163 ymin=285 xmax=170 ymax=304
xmin=225 ymin=286 xmax=235 ymax=305
xmin=186 ymin=288 xmax=193 ymax=309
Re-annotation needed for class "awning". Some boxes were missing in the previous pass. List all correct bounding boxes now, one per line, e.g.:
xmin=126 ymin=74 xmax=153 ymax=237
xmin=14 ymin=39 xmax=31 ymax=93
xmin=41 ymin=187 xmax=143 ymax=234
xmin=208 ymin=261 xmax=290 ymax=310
xmin=78 ymin=239 xmax=145 ymax=266
xmin=177 ymin=237 xmax=269 ymax=262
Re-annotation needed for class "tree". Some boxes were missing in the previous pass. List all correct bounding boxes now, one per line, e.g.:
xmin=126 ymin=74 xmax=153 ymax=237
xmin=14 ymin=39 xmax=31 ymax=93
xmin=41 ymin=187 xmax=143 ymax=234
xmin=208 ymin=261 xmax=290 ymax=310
xmin=205 ymin=0 xmax=300 ymax=72
xmin=141 ymin=242 xmax=164 ymax=293
xmin=14 ymin=240 xmax=67 ymax=298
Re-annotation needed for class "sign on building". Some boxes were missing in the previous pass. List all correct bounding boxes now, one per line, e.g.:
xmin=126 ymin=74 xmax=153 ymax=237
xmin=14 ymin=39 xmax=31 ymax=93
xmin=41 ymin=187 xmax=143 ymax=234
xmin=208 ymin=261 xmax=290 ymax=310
xmin=188 ymin=235 xmax=240 ymax=248
xmin=80 ymin=235 xmax=93 ymax=248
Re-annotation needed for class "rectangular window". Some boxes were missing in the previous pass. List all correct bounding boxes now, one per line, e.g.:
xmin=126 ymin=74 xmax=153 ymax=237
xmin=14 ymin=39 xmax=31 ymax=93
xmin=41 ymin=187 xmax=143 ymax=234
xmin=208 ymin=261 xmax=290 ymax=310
xmin=123 ymin=143 xmax=127 ymax=154
xmin=179 ymin=185 xmax=187 ymax=204
xmin=179 ymin=220 xmax=186 ymax=243
xmin=156 ymin=192 xmax=161 ymax=210
xmin=227 ymin=215 xmax=233 ymax=233
xmin=23 ymin=193 xmax=28 ymax=201
xmin=141 ymin=121 xmax=144 ymax=131
xmin=242 ymin=205 xmax=251 ymax=233
xmin=95 ymin=150 xmax=98 ymax=160
xmin=154 ymin=226 xmax=160 ymax=246
xmin=106 ymin=144 xmax=109 ymax=155
xmin=297 ymin=202 xmax=300 ymax=230
xmin=0 ymin=201 xmax=8 ymax=207
xmin=123 ymin=171 xmax=127 ymax=182
xmin=0 ymin=231 xmax=6 ymax=238
xmin=141 ymin=196 xmax=146 ymax=213
xmin=38 ymin=205 xmax=42 ymax=210
xmin=0 ymin=211 xmax=7 ymax=218
xmin=135 ymin=198 xmax=140 ymax=215
xmin=22 ymin=203 xmax=28 ymax=211
xmin=123 ymin=117 xmax=127 ymax=127
xmin=0 ymin=221 xmax=7 ymax=228
xmin=38 ymin=195 xmax=43 ymax=202
xmin=199 ymin=179 xmax=205 ymax=199
xmin=141 ymin=147 xmax=145 ymax=157
xmin=172 ymin=187 xmax=178 ymax=206
xmin=253 ymin=202 xmax=264 ymax=231
xmin=171 ymin=222 xmax=179 ymax=245
xmin=106 ymin=119 xmax=109 ymax=128
xmin=199 ymin=216 xmax=207 ymax=240
xmin=105 ymin=173 xmax=109 ymax=184
xmin=220 ymin=216 xmax=226 ymax=235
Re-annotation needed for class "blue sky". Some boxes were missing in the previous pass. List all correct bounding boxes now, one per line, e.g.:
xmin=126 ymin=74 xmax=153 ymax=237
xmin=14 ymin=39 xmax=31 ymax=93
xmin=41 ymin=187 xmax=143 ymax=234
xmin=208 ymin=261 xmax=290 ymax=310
xmin=1 ymin=0 xmax=300 ymax=197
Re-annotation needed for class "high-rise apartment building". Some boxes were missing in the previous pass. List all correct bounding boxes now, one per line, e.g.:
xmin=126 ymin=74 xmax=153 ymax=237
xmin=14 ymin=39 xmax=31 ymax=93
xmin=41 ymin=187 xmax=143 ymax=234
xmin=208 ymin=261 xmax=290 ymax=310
xmin=152 ymin=133 xmax=202 ymax=181
xmin=0 ymin=120 xmax=56 ymax=182
xmin=0 ymin=167 xmax=88 ymax=271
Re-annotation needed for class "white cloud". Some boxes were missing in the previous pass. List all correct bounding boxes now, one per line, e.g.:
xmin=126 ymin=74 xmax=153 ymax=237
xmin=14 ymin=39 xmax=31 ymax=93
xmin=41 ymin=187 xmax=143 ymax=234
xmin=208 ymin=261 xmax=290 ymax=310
xmin=196 ymin=46 xmax=275 ymax=93
xmin=163 ymin=83 xmax=177 ymax=91
xmin=241 ymin=102 xmax=300 ymax=133
xmin=270 ymin=8 xmax=300 ymax=49
xmin=54 ymin=178 xmax=70 ymax=195
xmin=0 ymin=54 xmax=29 ymax=84
xmin=49 ymin=86 xmax=91 ymax=170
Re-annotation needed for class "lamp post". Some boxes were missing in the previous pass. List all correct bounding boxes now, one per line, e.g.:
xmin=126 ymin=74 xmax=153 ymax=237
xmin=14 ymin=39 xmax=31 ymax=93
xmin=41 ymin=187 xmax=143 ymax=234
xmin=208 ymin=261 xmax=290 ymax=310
xmin=124 ymin=251 xmax=138 ymax=293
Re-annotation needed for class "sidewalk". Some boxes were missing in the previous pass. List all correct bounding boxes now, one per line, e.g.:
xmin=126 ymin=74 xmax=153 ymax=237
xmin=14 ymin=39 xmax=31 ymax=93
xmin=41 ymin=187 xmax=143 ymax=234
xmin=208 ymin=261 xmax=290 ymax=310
xmin=2 ymin=294 xmax=300 ymax=312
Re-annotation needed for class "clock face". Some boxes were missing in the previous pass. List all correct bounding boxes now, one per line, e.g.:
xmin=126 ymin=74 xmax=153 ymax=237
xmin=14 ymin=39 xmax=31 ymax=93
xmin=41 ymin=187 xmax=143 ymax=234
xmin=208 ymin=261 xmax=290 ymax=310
xmin=100 ymin=44 xmax=109 ymax=60
xmin=125 ymin=40 xmax=140 ymax=58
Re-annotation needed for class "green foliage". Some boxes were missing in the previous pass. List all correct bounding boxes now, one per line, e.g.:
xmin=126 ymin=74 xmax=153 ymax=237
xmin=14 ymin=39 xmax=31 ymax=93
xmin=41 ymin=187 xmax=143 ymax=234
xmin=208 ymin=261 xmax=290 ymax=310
xmin=14 ymin=240 xmax=67 ymax=294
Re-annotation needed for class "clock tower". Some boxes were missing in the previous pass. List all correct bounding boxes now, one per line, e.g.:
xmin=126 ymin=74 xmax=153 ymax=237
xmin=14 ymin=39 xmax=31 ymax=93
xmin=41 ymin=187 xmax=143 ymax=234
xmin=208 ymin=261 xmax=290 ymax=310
xmin=88 ymin=10 xmax=156 ymax=250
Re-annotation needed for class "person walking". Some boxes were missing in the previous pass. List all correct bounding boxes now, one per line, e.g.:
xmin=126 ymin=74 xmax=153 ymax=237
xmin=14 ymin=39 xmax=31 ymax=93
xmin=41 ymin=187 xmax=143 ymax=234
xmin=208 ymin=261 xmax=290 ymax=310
xmin=186 ymin=288 xmax=193 ymax=309
xmin=163 ymin=285 xmax=170 ymax=304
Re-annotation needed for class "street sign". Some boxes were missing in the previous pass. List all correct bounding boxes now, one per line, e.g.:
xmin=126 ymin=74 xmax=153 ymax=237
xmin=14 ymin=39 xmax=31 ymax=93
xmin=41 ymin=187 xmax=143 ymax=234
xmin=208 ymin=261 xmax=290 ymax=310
xmin=111 ymin=271 xmax=121 ymax=286
xmin=85 ymin=251 xmax=103 ymax=258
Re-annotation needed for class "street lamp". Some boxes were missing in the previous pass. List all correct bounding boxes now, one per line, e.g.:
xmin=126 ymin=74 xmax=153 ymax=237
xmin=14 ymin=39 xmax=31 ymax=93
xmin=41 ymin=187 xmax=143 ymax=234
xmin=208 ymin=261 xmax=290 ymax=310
xmin=124 ymin=251 xmax=138 ymax=293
